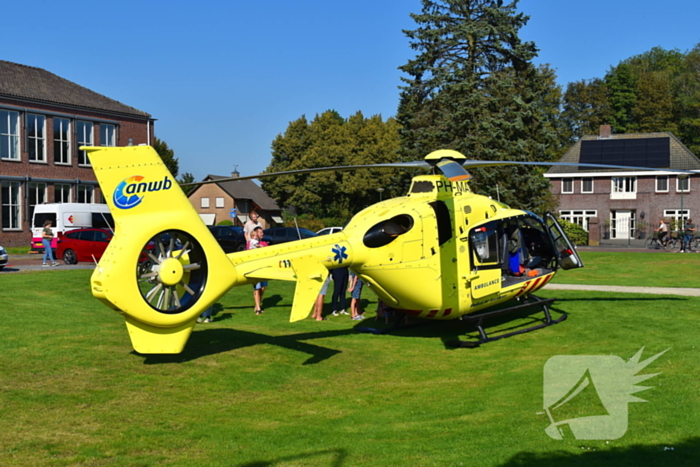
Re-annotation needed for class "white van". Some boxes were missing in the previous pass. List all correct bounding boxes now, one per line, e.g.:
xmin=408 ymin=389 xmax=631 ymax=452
xmin=31 ymin=203 xmax=113 ymax=252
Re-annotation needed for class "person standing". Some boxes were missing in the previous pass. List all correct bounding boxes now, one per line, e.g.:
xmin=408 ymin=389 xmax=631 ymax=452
xmin=248 ymin=226 xmax=268 ymax=314
xmin=42 ymin=220 xmax=59 ymax=267
xmin=683 ymin=218 xmax=696 ymax=252
xmin=244 ymin=211 xmax=262 ymax=243
xmin=347 ymin=269 xmax=364 ymax=320
xmin=330 ymin=267 xmax=349 ymax=316
xmin=312 ymin=275 xmax=331 ymax=321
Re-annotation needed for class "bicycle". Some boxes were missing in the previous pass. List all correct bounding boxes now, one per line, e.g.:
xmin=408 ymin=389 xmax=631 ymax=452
xmin=646 ymin=232 xmax=666 ymax=249
xmin=666 ymin=232 xmax=682 ymax=251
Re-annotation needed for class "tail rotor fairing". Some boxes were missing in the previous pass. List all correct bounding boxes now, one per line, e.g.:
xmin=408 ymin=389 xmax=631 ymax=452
xmin=137 ymin=230 xmax=208 ymax=314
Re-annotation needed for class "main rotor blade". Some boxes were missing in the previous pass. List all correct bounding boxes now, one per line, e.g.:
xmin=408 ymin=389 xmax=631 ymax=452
xmin=462 ymin=160 xmax=697 ymax=175
xmin=180 ymin=161 xmax=431 ymax=187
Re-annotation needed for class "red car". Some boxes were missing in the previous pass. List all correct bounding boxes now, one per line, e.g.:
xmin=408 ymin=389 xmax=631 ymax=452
xmin=57 ymin=228 xmax=153 ymax=265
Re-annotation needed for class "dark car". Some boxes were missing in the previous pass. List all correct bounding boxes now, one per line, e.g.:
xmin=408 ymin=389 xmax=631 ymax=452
xmin=263 ymin=227 xmax=317 ymax=245
xmin=208 ymin=225 xmax=247 ymax=253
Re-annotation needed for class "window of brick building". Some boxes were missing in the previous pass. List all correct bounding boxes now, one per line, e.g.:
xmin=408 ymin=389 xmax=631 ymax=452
xmin=77 ymin=121 xmax=94 ymax=166
xmin=0 ymin=110 xmax=20 ymax=160
xmin=54 ymin=118 xmax=71 ymax=165
xmin=561 ymin=179 xmax=573 ymax=194
xmin=1 ymin=181 xmax=21 ymax=229
xmin=27 ymin=114 xmax=47 ymax=162
xmin=77 ymin=185 xmax=94 ymax=203
xmin=55 ymin=184 xmax=71 ymax=203
xmin=100 ymin=124 xmax=116 ymax=146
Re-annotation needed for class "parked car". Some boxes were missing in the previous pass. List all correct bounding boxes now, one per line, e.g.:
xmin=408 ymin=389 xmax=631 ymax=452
xmin=0 ymin=245 xmax=8 ymax=270
xmin=57 ymin=228 xmax=152 ymax=265
xmin=263 ymin=227 xmax=317 ymax=245
xmin=208 ymin=225 xmax=247 ymax=253
xmin=316 ymin=226 xmax=344 ymax=236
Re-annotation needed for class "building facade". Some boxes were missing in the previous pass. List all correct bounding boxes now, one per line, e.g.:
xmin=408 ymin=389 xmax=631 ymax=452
xmin=188 ymin=172 xmax=282 ymax=228
xmin=545 ymin=126 xmax=700 ymax=240
xmin=0 ymin=60 xmax=154 ymax=247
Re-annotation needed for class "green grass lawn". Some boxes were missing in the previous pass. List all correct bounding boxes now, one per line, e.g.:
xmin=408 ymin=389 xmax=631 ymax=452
xmin=1 ymin=255 xmax=699 ymax=466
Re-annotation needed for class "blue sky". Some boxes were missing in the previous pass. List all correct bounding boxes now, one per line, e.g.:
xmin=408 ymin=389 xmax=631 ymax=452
xmin=2 ymin=0 xmax=699 ymax=180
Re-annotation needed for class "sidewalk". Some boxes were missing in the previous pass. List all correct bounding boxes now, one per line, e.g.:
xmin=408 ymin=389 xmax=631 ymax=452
xmin=545 ymin=283 xmax=700 ymax=297
xmin=1 ymin=253 xmax=95 ymax=272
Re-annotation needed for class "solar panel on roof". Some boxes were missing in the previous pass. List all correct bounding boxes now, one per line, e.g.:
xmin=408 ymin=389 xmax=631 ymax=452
xmin=580 ymin=137 xmax=670 ymax=168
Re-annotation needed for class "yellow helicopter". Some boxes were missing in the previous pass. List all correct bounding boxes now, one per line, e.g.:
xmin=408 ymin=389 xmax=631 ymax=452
xmin=83 ymin=145 xmax=676 ymax=354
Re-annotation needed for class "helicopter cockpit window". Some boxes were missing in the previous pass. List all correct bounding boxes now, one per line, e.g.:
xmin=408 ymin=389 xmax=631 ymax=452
xmin=363 ymin=214 xmax=414 ymax=248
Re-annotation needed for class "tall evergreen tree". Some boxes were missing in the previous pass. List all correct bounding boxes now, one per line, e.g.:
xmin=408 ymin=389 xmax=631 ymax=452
xmin=152 ymin=137 xmax=179 ymax=178
xmin=397 ymin=0 xmax=561 ymax=213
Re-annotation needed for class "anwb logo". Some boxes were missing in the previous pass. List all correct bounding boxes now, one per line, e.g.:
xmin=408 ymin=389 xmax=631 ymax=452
xmin=542 ymin=347 xmax=668 ymax=440
xmin=113 ymin=175 xmax=173 ymax=210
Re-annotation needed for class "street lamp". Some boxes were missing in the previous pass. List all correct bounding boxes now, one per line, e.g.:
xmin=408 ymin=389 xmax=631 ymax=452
xmin=377 ymin=187 xmax=385 ymax=202
xmin=679 ymin=174 xmax=689 ymax=250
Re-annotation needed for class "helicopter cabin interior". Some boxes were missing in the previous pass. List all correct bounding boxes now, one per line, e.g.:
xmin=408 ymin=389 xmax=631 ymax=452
xmin=469 ymin=215 xmax=557 ymax=287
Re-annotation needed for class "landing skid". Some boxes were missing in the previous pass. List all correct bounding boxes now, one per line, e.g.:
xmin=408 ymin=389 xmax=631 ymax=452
xmin=447 ymin=295 xmax=565 ymax=348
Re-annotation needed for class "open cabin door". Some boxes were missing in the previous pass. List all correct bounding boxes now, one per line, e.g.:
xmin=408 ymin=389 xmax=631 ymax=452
xmin=469 ymin=224 xmax=502 ymax=299
xmin=544 ymin=213 xmax=585 ymax=270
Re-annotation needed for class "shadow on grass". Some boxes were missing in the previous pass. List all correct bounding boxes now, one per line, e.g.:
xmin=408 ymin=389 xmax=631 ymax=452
xmin=237 ymin=448 xmax=348 ymax=467
xmin=501 ymin=437 xmax=700 ymax=466
xmin=139 ymin=327 xmax=359 ymax=366
xmin=353 ymin=295 xmax=688 ymax=349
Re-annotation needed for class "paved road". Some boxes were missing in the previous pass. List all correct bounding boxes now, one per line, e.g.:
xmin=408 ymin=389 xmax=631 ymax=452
xmin=1 ymin=253 xmax=95 ymax=272
xmin=544 ymin=283 xmax=700 ymax=297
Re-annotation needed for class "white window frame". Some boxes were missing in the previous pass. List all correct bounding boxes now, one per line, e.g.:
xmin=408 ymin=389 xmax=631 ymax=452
xmin=1 ymin=181 xmax=22 ymax=230
xmin=55 ymin=183 xmax=72 ymax=203
xmin=201 ymin=197 xmax=210 ymax=208
xmin=27 ymin=113 xmax=47 ymax=162
xmin=581 ymin=178 xmax=593 ymax=194
xmin=664 ymin=209 xmax=690 ymax=230
xmin=656 ymin=176 xmax=669 ymax=193
xmin=215 ymin=197 xmax=225 ymax=208
xmin=561 ymin=179 xmax=573 ymax=194
xmin=676 ymin=176 xmax=690 ymax=193
xmin=100 ymin=124 xmax=116 ymax=146
xmin=611 ymin=177 xmax=637 ymax=200
xmin=559 ymin=210 xmax=598 ymax=231
xmin=77 ymin=185 xmax=94 ymax=203
xmin=54 ymin=117 xmax=71 ymax=165
xmin=0 ymin=109 xmax=20 ymax=160
xmin=77 ymin=121 xmax=94 ymax=166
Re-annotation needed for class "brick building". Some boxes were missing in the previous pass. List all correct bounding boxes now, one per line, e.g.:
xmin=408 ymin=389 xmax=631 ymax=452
xmin=545 ymin=126 xmax=700 ymax=240
xmin=0 ymin=60 xmax=154 ymax=247
xmin=188 ymin=170 xmax=282 ymax=228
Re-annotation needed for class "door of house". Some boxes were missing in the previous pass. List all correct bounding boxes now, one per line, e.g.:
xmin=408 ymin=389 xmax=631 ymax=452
xmin=613 ymin=210 xmax=632 ymax=239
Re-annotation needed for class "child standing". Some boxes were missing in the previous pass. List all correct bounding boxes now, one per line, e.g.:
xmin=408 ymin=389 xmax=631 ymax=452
xmin=348 ymin=269 xmax=364 ymax=320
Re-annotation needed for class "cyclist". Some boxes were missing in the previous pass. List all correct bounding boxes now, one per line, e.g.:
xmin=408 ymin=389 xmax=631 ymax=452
xmin=655 ymin=219 xmax=669 ymax=247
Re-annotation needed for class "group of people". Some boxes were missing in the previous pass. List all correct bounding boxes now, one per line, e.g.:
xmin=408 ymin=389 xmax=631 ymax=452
xmin=655 ymin=218 xmax=696 ymax=252
xmin=199 ymin=211 xmax=363 ymax=323
xmin=311 ymin=267 xmax=364 ymax=321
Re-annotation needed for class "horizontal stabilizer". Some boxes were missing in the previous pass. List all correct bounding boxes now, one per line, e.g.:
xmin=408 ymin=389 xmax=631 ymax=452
xmin=289 ymin=256 xmax=329 ymax=322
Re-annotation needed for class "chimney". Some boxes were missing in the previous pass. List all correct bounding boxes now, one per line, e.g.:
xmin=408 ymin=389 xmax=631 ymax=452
xmin=231 ymin=165 xmax=240 ymax=178
xmin=599 ymin=125 xmax=612 ymax=139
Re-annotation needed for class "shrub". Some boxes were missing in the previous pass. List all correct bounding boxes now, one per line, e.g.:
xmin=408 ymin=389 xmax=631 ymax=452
xmin=557 ymin=218 xmax=589 ymax=246
xmin=217 ymin=220 xmax=233 ymax=226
